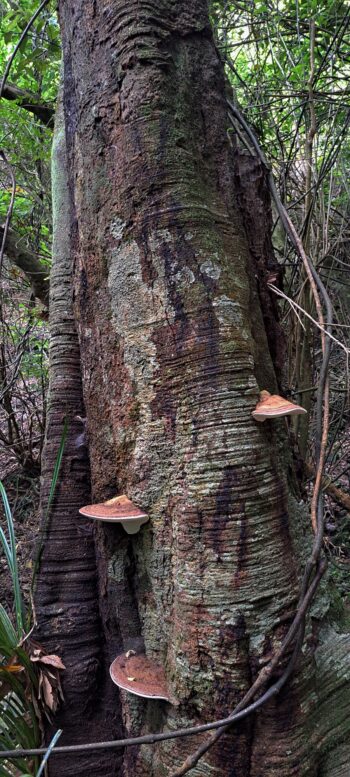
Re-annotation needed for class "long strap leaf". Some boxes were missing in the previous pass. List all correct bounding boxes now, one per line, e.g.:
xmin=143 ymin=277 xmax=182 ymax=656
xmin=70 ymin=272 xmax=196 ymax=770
xmin=0 ymin=482 xmax=23 ymax=635
xmin=0 ymin=528 xmax=13 ymax=575
xmin=36 ymin=729 xmax=62 ymax=777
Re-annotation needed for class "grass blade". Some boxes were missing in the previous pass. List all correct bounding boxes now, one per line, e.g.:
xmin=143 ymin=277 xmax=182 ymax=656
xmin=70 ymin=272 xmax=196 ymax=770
xmin=36 ymin=729 xmax=62 ymax=777
xmin=0 ymin=485 xmax=14 ymax=557
xmin=0 ymin=604 xmax=18 ymax=654
xmin=0 ymin=529 xmax=13 ymax=576
xmin=0 ymin=483 xmax=24 ymax=636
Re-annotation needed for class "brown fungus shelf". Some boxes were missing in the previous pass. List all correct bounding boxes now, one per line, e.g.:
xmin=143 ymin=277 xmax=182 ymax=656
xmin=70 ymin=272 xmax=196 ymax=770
xmin=78 ymin=495 xmax=148 ymax=534
xmin=252 ymin=390 xmax=307 ymax=422
xmin=110 ymin=652 xmax=172 ymax=702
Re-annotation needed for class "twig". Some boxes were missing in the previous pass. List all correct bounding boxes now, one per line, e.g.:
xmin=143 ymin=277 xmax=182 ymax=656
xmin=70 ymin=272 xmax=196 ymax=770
xmin=0 ymin=0 xmax=52 ymax=300
xmin=310 ymin=376 xmax=330 ymax=533
xmin=303 ymin=19 xmax=316 ymax=249
xmin=234 ymin=103 xmax=325 ymax=351
xmin=305 ymin=462 xmax=350 ymax=513
xmin=267 ymin=285 xmax=347 ymax=354
xmin=0 ymin=151 xmax=16 ymax=277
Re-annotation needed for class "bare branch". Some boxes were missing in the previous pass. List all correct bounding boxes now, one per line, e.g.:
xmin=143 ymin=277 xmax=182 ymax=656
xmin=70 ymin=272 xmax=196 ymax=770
xmin=1 ymin=82 xmax=54 ymax=128
xmin=0 ymin=225 xmax=49 ymax=306
xmin=305 ymin=462 xmax=350 ymax=513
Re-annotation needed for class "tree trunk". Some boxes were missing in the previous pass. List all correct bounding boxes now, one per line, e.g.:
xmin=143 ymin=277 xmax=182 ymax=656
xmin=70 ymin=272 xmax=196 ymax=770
xmin=36 ymin=2 xmax=350 ymax=776
xmin=34 ymin=88 xmax=122 ymax=777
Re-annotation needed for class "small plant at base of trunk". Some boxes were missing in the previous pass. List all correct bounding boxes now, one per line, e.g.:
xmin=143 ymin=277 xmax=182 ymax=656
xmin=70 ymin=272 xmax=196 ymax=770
xmin=0 ymin=429 xmax=66 ymax=777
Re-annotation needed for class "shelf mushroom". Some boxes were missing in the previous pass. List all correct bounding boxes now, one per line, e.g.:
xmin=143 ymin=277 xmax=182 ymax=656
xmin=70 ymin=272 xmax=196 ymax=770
xmin=110 ymin=652 xmax=171 ymax=702
xmin=78 ymin=495 xmax=148 ymax=534
xmin=252 ymin=390 xmax=307 ymax=422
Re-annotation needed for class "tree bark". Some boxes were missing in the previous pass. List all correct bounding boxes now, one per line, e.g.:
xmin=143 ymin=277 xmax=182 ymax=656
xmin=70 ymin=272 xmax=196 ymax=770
xmin=36 ymin=2 xmax=350 ymax=776
xmin=34 ymin=88 xmax=121 ymax=777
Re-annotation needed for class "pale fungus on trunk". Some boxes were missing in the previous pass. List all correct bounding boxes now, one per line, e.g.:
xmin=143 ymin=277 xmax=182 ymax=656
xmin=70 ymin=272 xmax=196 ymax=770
xmin=110 ymin=652 xmax=172 ymax=703
xmin=252 ymin=390 xmax=307 ymax=422
xmin=78 ymin=495 xmax=149 ymax=534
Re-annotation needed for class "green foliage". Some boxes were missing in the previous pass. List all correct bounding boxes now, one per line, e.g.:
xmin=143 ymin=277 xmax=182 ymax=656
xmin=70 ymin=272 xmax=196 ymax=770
xmin=0 ymin=0 xmax=60 ymax=249
xmin=0 ymin=483 xmax=39 ymax=777
xmin=0 ymin=483 xmax=24 ymax=635
xmin=0 ymin=1 xmax=59 ymax=475
xmin=0 ymin=0 xmax=60 ymax=92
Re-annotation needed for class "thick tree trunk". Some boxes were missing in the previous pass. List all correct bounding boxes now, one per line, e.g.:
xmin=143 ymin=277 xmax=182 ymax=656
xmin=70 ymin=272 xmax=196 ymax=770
xmin=36 ymin=2 xmax=350 ymax=776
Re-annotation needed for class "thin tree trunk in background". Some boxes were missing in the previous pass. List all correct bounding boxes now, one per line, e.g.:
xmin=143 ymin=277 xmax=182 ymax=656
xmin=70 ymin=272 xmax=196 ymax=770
xmin=34 ymin=91 xmax=121 ymax=777
xmin=36 ymin=2 xmax=350 ymax=775
xmin=233 ymin=151 xmax=286 ymax=387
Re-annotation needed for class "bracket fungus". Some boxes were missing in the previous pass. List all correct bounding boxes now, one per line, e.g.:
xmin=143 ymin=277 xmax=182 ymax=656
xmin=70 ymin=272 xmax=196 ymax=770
xmin=78 ymin=495 xmax=148 ymax=534
xmin=252 ymin=390 xmax=307 ymax=422
xmin=110 ymin=652 xmax=171 ymax=702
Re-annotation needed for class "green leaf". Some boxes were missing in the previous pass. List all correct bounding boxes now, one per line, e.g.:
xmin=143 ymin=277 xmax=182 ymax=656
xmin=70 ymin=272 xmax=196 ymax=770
xmin=0 ymin=605 xmax=18 ymax=653
xmin=0 ymin=483 xmax=24 ymax=636
xmin=36 ymin=729 xmax=62 ymax=777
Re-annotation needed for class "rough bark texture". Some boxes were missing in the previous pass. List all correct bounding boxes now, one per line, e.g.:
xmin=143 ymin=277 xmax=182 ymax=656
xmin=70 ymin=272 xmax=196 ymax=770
xmin=233 ymin=152 xmax=286 ymax=388
xmin=34 ymin=92 xmax=121 ymax=777
xmin=37 ymin=2 xmax=350 ymax=775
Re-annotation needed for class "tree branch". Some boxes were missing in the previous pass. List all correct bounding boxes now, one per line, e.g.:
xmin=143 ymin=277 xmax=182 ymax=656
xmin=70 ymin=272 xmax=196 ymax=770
xmin=0 ymin=225 xmax=49 ymax=305
xmin=1 ymin=82 xmax=54 ymax=127
xmin=305 ymin=462 xmax=350 ymax=513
